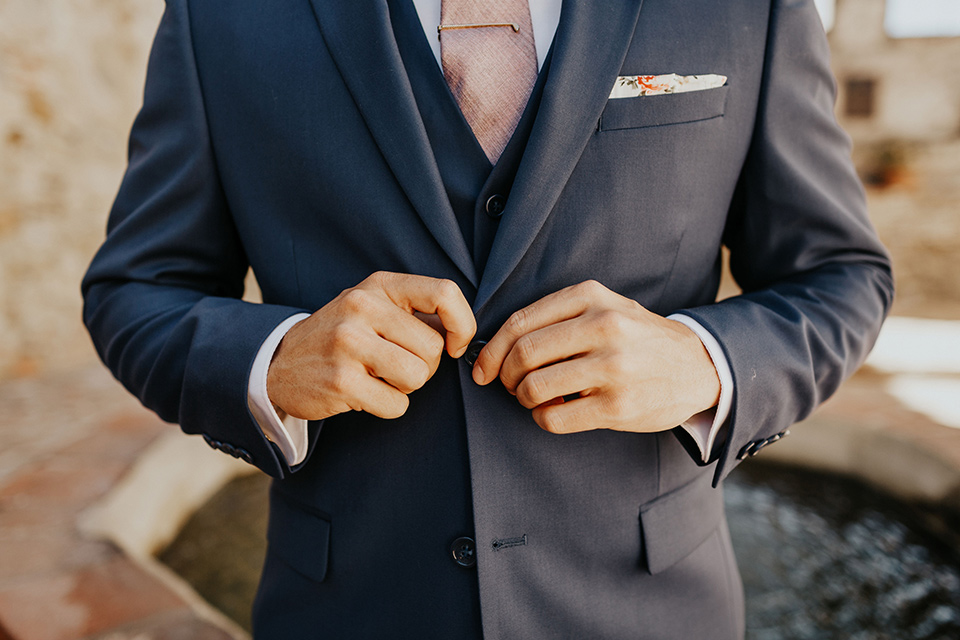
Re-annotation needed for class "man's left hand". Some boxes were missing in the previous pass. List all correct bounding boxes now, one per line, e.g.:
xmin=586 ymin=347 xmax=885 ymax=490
xmin=472 ymin=280 xmax=721 ymax=435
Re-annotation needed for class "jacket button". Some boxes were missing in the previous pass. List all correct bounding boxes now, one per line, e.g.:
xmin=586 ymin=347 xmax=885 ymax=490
xmin=451 ymin=537 xmax=476 ymax=568
xmin=485 ymin=194 xmax=506 ymax=218
xmin=463 ymin=340 xmax=487 ymax=367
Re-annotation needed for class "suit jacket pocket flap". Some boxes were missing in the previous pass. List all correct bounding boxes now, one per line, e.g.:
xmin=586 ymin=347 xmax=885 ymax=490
xmin=640 ymin=471 xmax=723 ymax=574
xmin=267 ymin=490 xmax=331 ymax=583
xmin=599 ymin=85 xmax=728 ymax=132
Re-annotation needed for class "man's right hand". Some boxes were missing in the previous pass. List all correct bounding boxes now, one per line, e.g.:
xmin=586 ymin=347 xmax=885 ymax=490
xmin=266 ymin=272 xmax=476 ymax=422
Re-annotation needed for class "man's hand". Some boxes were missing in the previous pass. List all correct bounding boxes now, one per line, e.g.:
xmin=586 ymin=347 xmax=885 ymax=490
xmin=267 ymin=272 xmax=476 ymax=422
xmin=472 ymin=280 xmax=720 ymax=435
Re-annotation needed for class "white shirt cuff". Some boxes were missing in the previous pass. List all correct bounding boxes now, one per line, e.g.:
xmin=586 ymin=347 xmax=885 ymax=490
xmin=667 ymin=314 xmax=734 ymax=463
xmin=247 ymin=313 xmax=312 ymax=466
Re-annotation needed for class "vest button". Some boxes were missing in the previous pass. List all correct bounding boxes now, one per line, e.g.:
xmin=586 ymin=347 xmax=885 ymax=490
xmin=451 ymin=536 xmax=476 ymax=568
xmin=485 ymin=194 xmax=506 ymax=218
xmin=463 ymin=340 xmax=487 ymax=367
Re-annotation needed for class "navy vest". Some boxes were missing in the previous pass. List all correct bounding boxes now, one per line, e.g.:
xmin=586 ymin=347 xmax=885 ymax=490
xmin=388 ymin=0 xmax=551 ymax=274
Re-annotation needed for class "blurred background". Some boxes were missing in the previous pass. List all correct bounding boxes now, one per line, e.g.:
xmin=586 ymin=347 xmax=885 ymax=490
xmin=0 ymin=0 xmax=958 ymax=639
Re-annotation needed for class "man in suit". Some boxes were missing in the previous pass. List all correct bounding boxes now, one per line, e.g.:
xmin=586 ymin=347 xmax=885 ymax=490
xmin=82 ymin=0 xmax=893 ymax=637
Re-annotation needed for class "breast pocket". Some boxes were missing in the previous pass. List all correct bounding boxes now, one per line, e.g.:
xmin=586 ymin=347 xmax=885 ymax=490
xmin=599 ymin=85 xmax=729 ymax=132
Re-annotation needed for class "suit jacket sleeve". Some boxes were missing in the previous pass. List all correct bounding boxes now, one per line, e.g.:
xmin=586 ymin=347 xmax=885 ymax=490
xmin=81 ymin=0 xmax=309 ymax=479
xmin=678 ymin=0 xmax=894 ymax=485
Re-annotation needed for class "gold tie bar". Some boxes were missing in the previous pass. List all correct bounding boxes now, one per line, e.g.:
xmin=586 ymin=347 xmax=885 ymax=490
xmin=438 ymin=22 xmax=521 ymax=35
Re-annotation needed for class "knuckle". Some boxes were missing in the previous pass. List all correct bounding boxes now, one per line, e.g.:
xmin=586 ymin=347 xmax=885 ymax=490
xmin=424 ymin=329 xmax=445 ymax=356
xmin=540 ymin=410 xmax=565 ymax=434
xmin=341 ymin=288 xmax=372 ymax=314
xmin=435 ymin=278 xmax=461 ymax=301
xmin=367 ymin=271 xmax=391 ymax=288
xmin=408 ymin=359 xmax=431 ymax=389
xmin=519 ymin=372 xmax=548 ymax=406
xmin=505 ymin=308 xmax=529 ymax=335
xmin=596 ymin=309 xmax=627 ymax=337
xmin=513 ymin=335 xmax=538 ymax=368
xmin=579 ymin=279 xmax=605 ymax=297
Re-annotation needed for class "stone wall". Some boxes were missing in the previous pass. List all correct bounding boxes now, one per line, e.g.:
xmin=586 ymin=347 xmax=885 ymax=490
xmin=828 ymin=0 xmax=960 ymax=317
xmin=0 ymin=0 xmax=164 ymax=378
xmin=831 ymin=0 xmax=960 ymax=144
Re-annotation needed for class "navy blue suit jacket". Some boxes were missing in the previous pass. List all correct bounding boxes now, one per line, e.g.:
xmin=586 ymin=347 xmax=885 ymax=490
xmin=83 ymin=0 xmax=893 ymax=637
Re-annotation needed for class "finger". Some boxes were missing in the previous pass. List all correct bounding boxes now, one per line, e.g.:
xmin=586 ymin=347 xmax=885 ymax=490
xmin=360 ymin=335 xmax=434 ymax=394
xmin=498 ymin=315 xmax=598 ymax=393
xmin=371 ymin=306 xmax=447 ymax=377
xmin=370 ymin=273 xmax=476 ymax=358
xmin=474 ymin=281 xmax=608 ymax=385
xmin=413 ymin=311 xmax=445 ymax=336
xmin=341 ymin=366 xmax=412 ymax=419
xmin=531 ymin=394 xmax=611 ymax=435
xmin=338 ymin=287 xmax=447 ymax=375
xmin=513 ymin=358 xmax=596 ymax=409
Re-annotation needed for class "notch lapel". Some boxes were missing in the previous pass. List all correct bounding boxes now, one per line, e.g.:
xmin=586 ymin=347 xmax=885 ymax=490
xmin=474 ymin=0 xmax=644 ymax=312
xmin=306 ymin=0 xmax=478 ymax=286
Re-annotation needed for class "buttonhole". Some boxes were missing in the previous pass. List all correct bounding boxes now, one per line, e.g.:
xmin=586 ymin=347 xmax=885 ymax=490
xmin=492 ymin=534 xmax=527 ymax=551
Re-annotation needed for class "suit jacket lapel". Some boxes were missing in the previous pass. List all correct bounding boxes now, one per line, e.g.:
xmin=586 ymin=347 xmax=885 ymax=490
xmin=307 ymin=0 xmax=478 ymax=286
xmin=474 ymin=0 xmax=645 ymax=313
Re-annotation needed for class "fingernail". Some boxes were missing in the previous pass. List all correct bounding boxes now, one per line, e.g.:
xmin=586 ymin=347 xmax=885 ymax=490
xmin=472 ymin=364 xmax=486 ymax=385
xmin=454 ymin=344 xmax=468 ymax=359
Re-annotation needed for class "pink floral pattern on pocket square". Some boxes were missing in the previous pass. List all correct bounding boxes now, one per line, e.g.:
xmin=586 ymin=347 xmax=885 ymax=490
xmin=609 ymin=74 xmax=727 ymax=99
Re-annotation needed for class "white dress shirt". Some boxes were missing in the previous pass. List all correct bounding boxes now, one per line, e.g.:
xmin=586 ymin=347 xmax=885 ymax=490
xmin=247 ymin=0 xmax=733 ymax=467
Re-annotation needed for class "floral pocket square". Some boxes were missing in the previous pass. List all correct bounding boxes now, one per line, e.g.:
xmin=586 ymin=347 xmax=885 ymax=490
xmin=609 ymin=73 xmax=727 ymax=99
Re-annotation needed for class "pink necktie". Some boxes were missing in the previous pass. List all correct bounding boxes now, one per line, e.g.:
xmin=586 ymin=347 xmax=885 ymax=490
xmin=439 ymin=0 xmax=538 ymax=163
